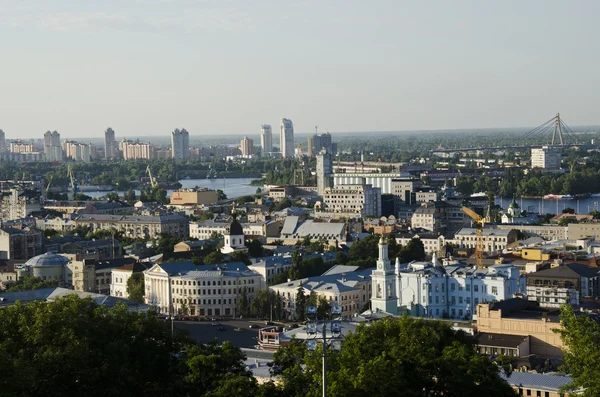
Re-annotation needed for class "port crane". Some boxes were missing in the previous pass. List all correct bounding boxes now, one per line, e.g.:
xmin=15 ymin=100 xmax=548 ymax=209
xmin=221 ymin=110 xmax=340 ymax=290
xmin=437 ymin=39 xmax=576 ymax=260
xmin=461 ymin=206 xmax=486 ymax=269
xmin=67 ymin=164 xmax=78 ymax=200
xmin=45 ymin=175 xmax=53 ymax=194
xmin=146 ymin=166 xmax=158 ymax=188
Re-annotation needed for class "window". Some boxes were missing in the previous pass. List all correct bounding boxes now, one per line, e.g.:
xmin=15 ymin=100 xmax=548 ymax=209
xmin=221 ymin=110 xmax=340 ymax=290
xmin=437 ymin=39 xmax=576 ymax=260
xmin=466 ymin=284 xmax=471 ymax=292
xmin=474 ymin=285 xmax=478 ymax=292
xmin=492 ymin=286 xmax=498 ymax=295
xmin=458 ymin=297 xmax=463 ymax=304
xmin=435 ymin=296 xmax=439 ymax=304
xmin=451 ymin=296 xmax=456 ymax=305
xmin=475 ymin=298 xmax=479 ymax=305
xmin=450 ymin=283 xmax=455 ymax=291
xmin=458 ymin=284 xmax=463 ymax=291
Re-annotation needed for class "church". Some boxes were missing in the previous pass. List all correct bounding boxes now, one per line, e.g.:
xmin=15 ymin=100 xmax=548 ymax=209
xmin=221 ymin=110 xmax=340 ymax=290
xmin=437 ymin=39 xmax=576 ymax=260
xmin=370 ymin=235 xmax=522 ymax=320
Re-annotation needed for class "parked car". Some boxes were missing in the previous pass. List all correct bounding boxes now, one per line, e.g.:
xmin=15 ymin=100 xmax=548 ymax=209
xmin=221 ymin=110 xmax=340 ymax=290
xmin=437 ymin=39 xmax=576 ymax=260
xmin=289 ymin=323 xmax=299 ymax=329
xmin=249 ymin=324 xmax=260 ymax=329
xmin=265 ymin=321 xmax=275 ymax=326
xmin=212 ymin=321 xmax=221 ymax=326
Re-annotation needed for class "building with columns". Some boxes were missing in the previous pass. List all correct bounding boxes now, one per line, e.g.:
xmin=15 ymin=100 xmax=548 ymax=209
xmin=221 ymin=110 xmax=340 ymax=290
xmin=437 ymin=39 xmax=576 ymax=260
xmin=144 ymin=260 xmax=264 ymax=317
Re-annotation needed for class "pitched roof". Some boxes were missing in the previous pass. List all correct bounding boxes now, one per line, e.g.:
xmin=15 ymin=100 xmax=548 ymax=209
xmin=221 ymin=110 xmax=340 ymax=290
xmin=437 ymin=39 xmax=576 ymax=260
xmin=113 ymin=262 xmax=148 ymax=273
xmin=158 ymin=260 xmax=196 ymax=276
xmin=501 ymin=372 xmax=572 ymax=392
xmin=532 ymin=263 xmax=600 ymax=279
xmin=474 ymin=332 xmax=528 ymax=348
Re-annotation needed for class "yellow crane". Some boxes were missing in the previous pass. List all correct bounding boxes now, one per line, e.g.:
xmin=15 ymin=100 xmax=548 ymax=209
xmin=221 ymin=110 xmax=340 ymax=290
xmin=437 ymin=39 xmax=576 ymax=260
xmin=46 ymin=175 xmax=53 ymax=194
xmin=146 ymin=166 xmax=158 ymax=188
xmin=461 ymin=206 xmax=485 ymax=269
xmin=67 ymin=164 xmax=78 ymax=199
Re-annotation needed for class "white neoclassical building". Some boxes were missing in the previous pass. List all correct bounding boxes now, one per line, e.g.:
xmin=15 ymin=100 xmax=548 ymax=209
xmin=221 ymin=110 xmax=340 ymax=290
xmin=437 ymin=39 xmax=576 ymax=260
xmin=144 ymin=261 xmax=264 ymax=317
xmin=370 ymin=238 xmax=522 ymax=320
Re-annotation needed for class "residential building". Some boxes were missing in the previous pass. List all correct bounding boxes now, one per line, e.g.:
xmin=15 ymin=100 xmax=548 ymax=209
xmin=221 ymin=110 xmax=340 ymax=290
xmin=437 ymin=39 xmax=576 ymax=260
xmin=260 ymin=124 xmax=273 ymax=154
xmin=240 ymin=136 xmax=253 ymax=157
xmin=319 ymin=184 xmax=382 ymax=219
xmin=531 ymin=146 xmax=561 ymax=169
xmin=171 ymin=128 xmax=190 ymax=159
xmin=9 ymin=142 xmax=35 ymax=153
xmin=0 ymin=227 xmax=42 ymax=260
xmin=391 ymin=178 xmax=422 ymax=206
xmin=453 ymin=228 xmax=518 ymax=254
xmin=502 ymin=372 xmax=573 ymax=397
xmin=568 ymin=220 xmax=600 ymax=240
xmin=411 ymin=201 xmax=467 ymax=235
xmin=120 ymin=139 xmax=155 ymax=160
xmin=279 ymin=118 xmax=294 ymax=158
xmin=1 ymin=189 xmax=41 ymax=221
xmin=476 ymin=298 xmax=564 ymax=358
xmin=104 ymin=127 xmax=116 ymax=160
xmin=169 ymin=188 xmax=218 ymax=206
xmin=396 ymin=232 xmax=447 ymax=256
xmin=248 ymin=255 xmax=293 ymax=285
xmin=144 ymin=261 xmax=264 ymax=317
xmin=0 ymin=129 xmax=4 ymax=152
xmin=525 ymin=263 xmax=600 ymax=308
xmin=308 ymin=132 xmax=336 ymax=157
xmin=61 ymin=239 xmax=122 ymax=261
xmin=496 ymin=224 xmax=568 ymax=240
xmin=269 ymin=266 xmax=372 ymax=319
xmin=277 ymin=215 xmax=346 ymax=246
xmin=316 ymin=149 xmax=333 ymax=196
xmin=110 ymin=261 xmax=147 ymax=298
xmin=63 ymin=141 xmax=92 ymax=162
xmin=189 ymin=219 xmax=268 ymax=240
xmin=73 ymin=213 xmax=189 ymax=240
xmin=44 ymin=130 xmax=63 ymax=162
xmin=333 ymin=172 xmax=401 ymax=194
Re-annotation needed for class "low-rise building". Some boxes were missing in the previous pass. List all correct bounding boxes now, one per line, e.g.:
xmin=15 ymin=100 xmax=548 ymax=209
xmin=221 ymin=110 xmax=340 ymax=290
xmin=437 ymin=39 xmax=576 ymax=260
xmin=496 ymin=224 xmax=568 ymax=240
xmin=525 ymin=263 xmax=600 ymax=308
xmin=453 ymin=228 xmax=518 ymax=254
xmin=318 ymin=184 xmax=382 ymax=219
xmin=396 ymin=232 xmax=447 ymax=256
xmin=411 ymin=201 xmax=467 ymax=235
xmin=476 ymin=298 xmax=563 ymax=358
xmin=110 ymin=261 xmax=147 ymax=298
xmin=269 ymin=267 xmax=372 ymax=319
xmin=169 ymin=188 xmax=218 ymax=206
xmin=144 ymin=261 xmax=264 ymax=317
xmin=189 ymin=219 xmax=268 ymax=240
xmin=74 ymin=213 xmax=189 ymax=240
xmin=248 ymin=255 xmax=294 ymax=285
xmin=0 ymin=227 xmax=42 ymax=260
xmin=276 ymin=216 xmax=347 ymax=246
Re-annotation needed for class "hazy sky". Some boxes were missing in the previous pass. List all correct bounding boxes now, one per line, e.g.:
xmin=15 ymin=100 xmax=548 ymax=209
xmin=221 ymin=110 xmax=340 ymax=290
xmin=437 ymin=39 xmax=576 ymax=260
xmin=1 ymin=0 xmax=599 ymax=139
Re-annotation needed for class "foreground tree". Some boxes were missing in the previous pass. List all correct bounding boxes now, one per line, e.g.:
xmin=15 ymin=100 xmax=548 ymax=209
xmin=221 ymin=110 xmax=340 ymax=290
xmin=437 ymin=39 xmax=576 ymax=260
xmin=273 ymin=316 xmax=517 ymax=397
xmin=556 ymin=304 xmax=600 ymax=396
xmin=3 ymin=275 xmax=58 ymax=292
xmin=0 ymin=296 xmax=270 ymax=397
xmin=126 ymin=273 xmax=145 ymax=302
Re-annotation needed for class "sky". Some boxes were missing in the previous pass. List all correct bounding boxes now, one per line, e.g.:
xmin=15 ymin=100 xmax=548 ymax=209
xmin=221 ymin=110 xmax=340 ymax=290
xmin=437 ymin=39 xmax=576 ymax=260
xmin=1 ymin=0 xmax=599 ymax=139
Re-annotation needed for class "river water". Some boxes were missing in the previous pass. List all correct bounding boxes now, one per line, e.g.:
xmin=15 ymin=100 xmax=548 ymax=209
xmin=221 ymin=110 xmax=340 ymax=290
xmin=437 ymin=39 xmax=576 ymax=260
xmin=84 ymin=177 xmax=259 ymax=200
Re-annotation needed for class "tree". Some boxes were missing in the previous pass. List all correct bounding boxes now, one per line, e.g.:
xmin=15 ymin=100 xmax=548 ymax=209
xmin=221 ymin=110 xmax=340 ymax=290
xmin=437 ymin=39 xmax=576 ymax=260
xmin=273 ymin=316 xmax=517 ymax=397
xmin=562 ymin=207 xmax=575 ymax=214
xmin=246 ymin=239 xmax=264 ymax=258
xmin=126 ymin=273 xmax=145 ymax=302
xmin=124 ymin=187 xmax=137 ymax=204
xmin=106 ymin=192 xmax=120 ymax=202
xmin=216 ymin=189 xmax=227 ymax=201
xmin=556 ymin=304 xmax=600 ymax=396
xmin=238 ymin=287 xmax=249 ymax=317
xmin=295 ymin=284 xmax=307 ymax=321
xmin=0 ymin=295 xmax=264 ymax=397
xmin=3 ymin=275 xmax=58 ymax=292
xmin=205 ymin=251 xmax=224 ymax=265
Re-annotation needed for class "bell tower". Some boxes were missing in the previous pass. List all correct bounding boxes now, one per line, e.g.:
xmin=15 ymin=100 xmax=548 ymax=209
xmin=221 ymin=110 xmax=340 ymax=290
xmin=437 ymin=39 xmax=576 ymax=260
xmin=371 ymin=235 xmax=398 ymax=315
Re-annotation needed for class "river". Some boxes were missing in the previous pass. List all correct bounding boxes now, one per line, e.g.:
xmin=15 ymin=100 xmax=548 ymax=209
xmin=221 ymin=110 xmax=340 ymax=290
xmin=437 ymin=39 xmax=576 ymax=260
xmin=83 ymin=177 xmax=259 ymax=200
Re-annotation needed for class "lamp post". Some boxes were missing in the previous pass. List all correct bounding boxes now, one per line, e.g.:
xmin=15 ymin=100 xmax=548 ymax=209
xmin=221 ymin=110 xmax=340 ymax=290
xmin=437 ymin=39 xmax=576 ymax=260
xmin=305 ymin=303 xmax=343 ymax=397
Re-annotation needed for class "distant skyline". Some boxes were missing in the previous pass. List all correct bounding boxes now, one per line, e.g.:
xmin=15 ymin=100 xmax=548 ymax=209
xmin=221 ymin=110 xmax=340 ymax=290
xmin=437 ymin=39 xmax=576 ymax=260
xmin=1 ymin=0 xmax=599 ymax=139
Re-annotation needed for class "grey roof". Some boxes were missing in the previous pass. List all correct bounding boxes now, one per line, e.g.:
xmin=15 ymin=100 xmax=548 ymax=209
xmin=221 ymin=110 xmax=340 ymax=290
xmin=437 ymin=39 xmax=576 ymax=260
xmin=455 ymin=228 xmax=512 ymax=237
xmin=280 ymin=216 xmax=300 ymax=235
xmin=321 ymin=265 xmax=360 ymax=276
xmin=158 ymin=260 xmax=196 ymax=276
xmin=531 ymin=263 xmax=600 ymax=279
xmin=475 ymin=332 xmax=528 ymax=348
xmin=270 ymin=268 xmax=371 ymax=294
xmin=249 ymin=256 xmax=293 ymax=269
xmin=75 ymin=213 xmax=188 ymax=223
xmin=282 ymin=219 xmax=345 ymax=239
xmin=25 ymin=253 xmax=70 ymax=267
xmin=501 ymin=372 xmax=572 ymax=392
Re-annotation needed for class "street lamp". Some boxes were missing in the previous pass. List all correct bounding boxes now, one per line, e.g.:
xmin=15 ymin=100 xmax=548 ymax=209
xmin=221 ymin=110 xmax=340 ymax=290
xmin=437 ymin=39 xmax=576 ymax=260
xmin=305 ymin=303 xmax=343 ymax=397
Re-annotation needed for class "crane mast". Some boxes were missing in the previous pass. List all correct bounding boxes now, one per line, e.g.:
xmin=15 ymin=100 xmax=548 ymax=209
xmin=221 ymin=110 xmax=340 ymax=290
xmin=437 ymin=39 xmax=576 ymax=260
xmin=461 ymin=206 xmax=485 ymax=269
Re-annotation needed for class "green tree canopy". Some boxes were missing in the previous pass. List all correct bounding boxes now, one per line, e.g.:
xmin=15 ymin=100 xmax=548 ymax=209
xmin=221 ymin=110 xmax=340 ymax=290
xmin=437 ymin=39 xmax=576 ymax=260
xmin=126 ymin=272 xmax=145 ymax=303
xmin=273 ymin=316 xmax=517 ymax=397
xmin=3 ymin=275 xmax=58 ymax=292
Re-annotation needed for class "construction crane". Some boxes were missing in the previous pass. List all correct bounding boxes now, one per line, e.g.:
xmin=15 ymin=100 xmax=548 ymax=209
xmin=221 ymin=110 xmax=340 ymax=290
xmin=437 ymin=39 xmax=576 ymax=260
xmin=461 ymin=206 xmax=485 ymax=269
xmin=146 ymin=166 xmax=158 ymax=188
xmin=45 ymin=175 xmax=53 ymax=194
xmin=67 ymin=164 xmax=78 ymax=200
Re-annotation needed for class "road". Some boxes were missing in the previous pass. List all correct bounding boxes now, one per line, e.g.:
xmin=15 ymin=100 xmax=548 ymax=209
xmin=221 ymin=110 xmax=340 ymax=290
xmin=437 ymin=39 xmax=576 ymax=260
xmin=174 ymin=319 xmax=278 ymax=348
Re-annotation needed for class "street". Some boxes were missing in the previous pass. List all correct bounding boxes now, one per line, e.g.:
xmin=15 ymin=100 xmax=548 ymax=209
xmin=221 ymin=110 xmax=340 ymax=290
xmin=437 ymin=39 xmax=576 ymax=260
xmin=174 ymin=319 xmax=275 ymax=348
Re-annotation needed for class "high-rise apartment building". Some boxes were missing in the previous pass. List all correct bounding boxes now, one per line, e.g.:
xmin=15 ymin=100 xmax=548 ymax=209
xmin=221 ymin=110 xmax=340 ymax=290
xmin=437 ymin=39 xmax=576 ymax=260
xmin=308 ymin=132 xmax=336 ymax=157
xmin=0 ymin=129 xmax=5 ymax=152
xmin=171 ymin=128 xmax=189 ymax=159
xmin=260 ymin=124 xmax=272 ymax=154
xmin=9 ymin=142 xmax=35 ymax=154
xmin=121 ymin=139 xmax=155 ymax=160
xmin=240 ymin=136 xmax=253 ymax=157
xmin=104 ymin=128 xmax=116 ymax=160
xmin=316 ymin=149 xmax=333 ymax=196
xmin=63 ymin=141 xmax=92 ymax=162
xmin=279 ymin=118 xmax=294 ymax=158
xmin=43 ymin=131 xmax=63 ymax=162
xmin=531 ymin=146 xmax=562 ymax=169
